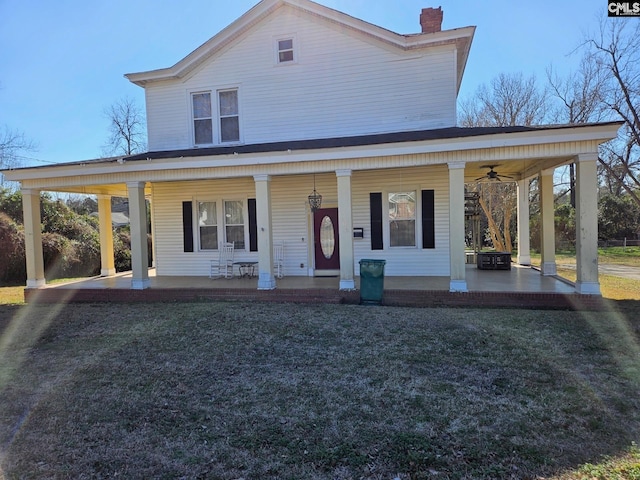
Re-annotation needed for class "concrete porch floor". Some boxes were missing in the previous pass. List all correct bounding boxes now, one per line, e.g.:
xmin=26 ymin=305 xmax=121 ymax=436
xmin=37 ymin=264 xmax=572 ymax=292
xmin=25 ymin=264 xmax=607 ymax=310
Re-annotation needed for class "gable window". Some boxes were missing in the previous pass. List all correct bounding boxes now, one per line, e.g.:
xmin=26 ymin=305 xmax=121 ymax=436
xmin=388 ymin=191 xmax=416 ymax=247
xmin=219 ymin=89 xmax=239 ymax=143
xmin=198 ymin=201 xmax=218 ymax=250
xmin=192 ymin=92 xmax=213 ymax=145
xmin=224 ymin=200 xmax=245 ymax=249
xmin=277 ymin=38 xmax=294 ymax=63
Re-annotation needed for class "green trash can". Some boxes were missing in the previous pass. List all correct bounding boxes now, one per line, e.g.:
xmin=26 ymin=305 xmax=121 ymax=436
xmin=359 ymin=259 xmax=386 ymax=305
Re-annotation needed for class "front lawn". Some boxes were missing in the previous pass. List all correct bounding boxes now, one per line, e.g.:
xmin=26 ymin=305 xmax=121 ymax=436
xmin=1 ymin=302 xmax=639 ymax=479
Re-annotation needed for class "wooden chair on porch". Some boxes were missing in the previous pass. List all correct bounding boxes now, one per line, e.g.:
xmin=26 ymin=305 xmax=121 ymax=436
xmin=210 ymin=242 xmax=235 ymax=279
xmin=274 ymin=241 xmax=284 ymax=278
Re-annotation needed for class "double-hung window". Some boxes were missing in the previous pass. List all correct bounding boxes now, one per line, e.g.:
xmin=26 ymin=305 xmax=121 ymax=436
xmin=192 ymin=92 xmax=213 ymax=145
xmin=277 ymin=38 xmax=294 ymax=63
xmin=388 ymin=191 xmax=416 ymax=247
xmin=198 ymin=201 xmax=218 ymax=250
xmin=224 ymin=200 xmax=245 ymax=249
xmin=197 ymin=200 xmax=245 ymax=250
xmin=218 ymin=89 xmax=239 ymax=143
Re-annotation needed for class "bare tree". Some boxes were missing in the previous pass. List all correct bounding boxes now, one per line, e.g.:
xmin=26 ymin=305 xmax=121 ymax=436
xmin=102 ymin=97 xmax=146 ymax=157
xmin=460 ymin=73 xmax=549 ymax=252
xmin=581 ymin=18 xmax=640 ymax=209
xmin=547 ymin=55 xmax=609 ymax=206
xmin=0 ymin=126 xmax=36 ymax=187
xmin=459 ymin=72 xmax=548 ymax=127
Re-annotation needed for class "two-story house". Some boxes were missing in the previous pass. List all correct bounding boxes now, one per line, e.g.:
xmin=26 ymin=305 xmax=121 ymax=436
xmin=4 ymin=0 xmax=621 ymax=296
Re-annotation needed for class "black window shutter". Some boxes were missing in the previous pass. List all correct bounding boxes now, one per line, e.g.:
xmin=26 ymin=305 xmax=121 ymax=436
xmin=182 ymin=201 xmax=194 ymax=253
xmin=370 ymin=192 xmax=383 ymax=250
xmin=421 ymin=189 xmax=435 ymax=249
xmin=248 ymin=198 xmax=258 ymax=252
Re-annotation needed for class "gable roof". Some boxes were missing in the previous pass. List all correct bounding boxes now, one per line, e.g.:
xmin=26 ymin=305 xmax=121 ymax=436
xmin=125 ymin=0 xmax=475 ymax=92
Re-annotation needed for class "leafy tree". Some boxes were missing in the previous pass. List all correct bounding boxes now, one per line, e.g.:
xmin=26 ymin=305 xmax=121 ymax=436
xmin=598 ymin=193 xmax=640 ymax=241
xmin=0 ymin=212 xmax=26 ymax=283
xmin=554 ymin=202 xmax=576 ymax=250
xmin=0 ymin=189 xmax=136 ymax=284
xmin=66 ymin=194 xmax=98 ymax=215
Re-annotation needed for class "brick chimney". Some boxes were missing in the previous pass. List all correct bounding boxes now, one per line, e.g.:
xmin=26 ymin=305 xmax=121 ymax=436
xmin=420 ymin=7 xmax=443 ymax=34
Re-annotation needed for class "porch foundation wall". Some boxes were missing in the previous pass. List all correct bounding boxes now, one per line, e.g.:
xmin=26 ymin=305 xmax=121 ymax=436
xmin=24 ymin=287 xmax=608 ymax=311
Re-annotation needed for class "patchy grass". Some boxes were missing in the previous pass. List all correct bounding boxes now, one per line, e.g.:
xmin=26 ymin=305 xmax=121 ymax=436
xmin=1 ymin=302 xmax=640 ymax=479
xmin=529 ymin=246 xmax=640 ymax=268
xmin=554 ymin=268 xmax=640 ymax=301
xmin=553 ymin=443 xmax=640 ymax=479
xmin=0 ymin=287 xmax=24 ymax=305
xmin=599 ymin=246 xmax=640 ymax=267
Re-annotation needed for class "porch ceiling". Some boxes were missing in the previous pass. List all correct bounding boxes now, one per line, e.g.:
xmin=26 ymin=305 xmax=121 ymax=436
xmin=462 ymin=155 xmax=574 ymax=184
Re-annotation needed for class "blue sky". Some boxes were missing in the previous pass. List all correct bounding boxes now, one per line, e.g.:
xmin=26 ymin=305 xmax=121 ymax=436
xmin=0 ymin=0 xmax=605 ymax=166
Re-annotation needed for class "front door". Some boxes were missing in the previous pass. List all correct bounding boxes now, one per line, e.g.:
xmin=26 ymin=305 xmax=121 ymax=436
xmin=314 ymin=208 xmax=340 ymax=273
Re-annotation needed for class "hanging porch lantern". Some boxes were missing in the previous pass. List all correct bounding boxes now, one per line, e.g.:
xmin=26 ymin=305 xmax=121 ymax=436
xmin=308 ymin=175 xmax=322 ymax=212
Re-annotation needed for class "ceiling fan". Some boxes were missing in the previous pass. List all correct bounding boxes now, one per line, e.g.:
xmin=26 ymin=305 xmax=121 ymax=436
xmin=474 ymin=165 xmax=514 ymax=182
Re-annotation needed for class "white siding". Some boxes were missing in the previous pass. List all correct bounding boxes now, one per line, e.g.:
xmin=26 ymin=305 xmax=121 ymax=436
xmin=145 ymin=6 xmax=457 ymax=151
xmin=151 ymin=165 xmax=450 ymax=277
xmin=351 ymin=166 xmax=450 ymax=277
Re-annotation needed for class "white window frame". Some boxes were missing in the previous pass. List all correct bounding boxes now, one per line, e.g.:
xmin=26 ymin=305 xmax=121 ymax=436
xmin=274 ymin=35 xmax=297 ymax=65
xmin=195 ymin=198 xmax=248 ymax=251
xmin=191 ymin=91 xmax=213 ymax=146
xmin=223 ymin=199 xmax=246 ymax=250
xmin=197 ymin=200 xmax=218 ymax=251
xmin=217 ymin=88 xmax=241 ymax=144
xmin=386 ymin=190 xmax=418 ymax=248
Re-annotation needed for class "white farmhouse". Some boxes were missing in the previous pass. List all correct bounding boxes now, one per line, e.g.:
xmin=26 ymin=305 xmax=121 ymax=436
xmin=4 ymin=0 xmax=621 ymax=296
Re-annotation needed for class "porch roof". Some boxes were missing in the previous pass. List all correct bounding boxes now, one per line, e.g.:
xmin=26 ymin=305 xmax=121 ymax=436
xmin=2 ymin=121 xmax=622 ymax=197
xmin=123 ymin=124 xmax=606 ymax=162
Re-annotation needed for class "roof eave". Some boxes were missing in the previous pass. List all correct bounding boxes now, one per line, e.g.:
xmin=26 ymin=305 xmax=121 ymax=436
xmin=3 ymin=122 xmax=622 ymax=183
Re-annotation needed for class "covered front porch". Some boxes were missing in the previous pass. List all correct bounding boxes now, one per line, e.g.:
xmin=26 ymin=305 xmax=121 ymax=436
xmin=7 ymin=123 xmax=621 ymax=301
xmin=24 ymin=264 xmax=606 ymax=310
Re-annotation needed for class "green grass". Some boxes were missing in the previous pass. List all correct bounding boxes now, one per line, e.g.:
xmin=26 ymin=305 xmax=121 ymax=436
xmin=599 ymin=246 xmax=640 ymax=267
xmin=0 ymin=287 xmax=24 ymax=305
xmin=529 ymin=246 xmax=640 ymax=268
xmin=1 ymin=302 xmax=640 ymax=479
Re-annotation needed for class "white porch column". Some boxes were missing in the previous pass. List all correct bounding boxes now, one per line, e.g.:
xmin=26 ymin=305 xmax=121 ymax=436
xmin=539 ymin=169 xmax=556 ymax=276
xmin=336 ymin=169 xmax=355 ymax=290
xmin=22 ymin=189 xmax=46 ymax=288
xmin=127 ymin=182 xmax=150 ymax=290
xmin=254 ymin=174 xmax=276 ymax=290
xmin=516 ymin=179 xmax=531 ymax=266
xmin=448 ymin=162 xmax=467 ymax=292
xmin=97 ymin=195 xmax=116 ymax=277
xmin=575 ymin=153 xmax=601 ymax=295
xmin=148 ymin=189 xmax=157 ymax=268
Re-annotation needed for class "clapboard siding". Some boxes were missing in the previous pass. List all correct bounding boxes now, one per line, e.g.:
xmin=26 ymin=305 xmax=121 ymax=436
xmin=146 ymin=6 xmax=457 ymax=151
xmin=152 ymin=166 xmax=450 ymax=277
xmin=351 ymin=166 xmax=450 ymax=277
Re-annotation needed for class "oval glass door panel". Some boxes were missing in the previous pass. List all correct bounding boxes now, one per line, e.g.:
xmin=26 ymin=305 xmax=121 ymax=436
xmin=319 ymin=216 xmax=335 ymax=259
